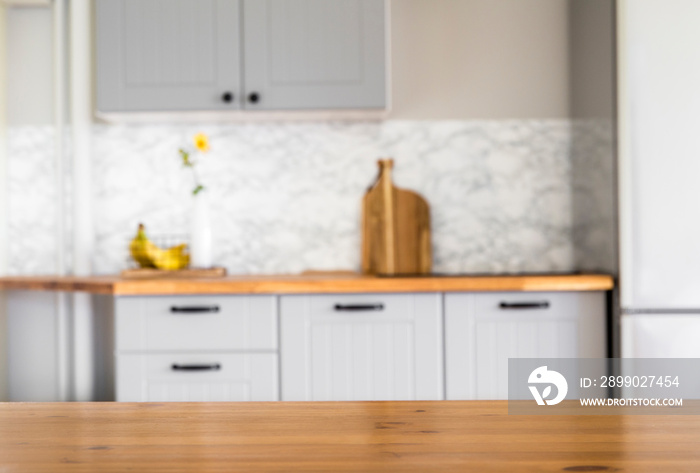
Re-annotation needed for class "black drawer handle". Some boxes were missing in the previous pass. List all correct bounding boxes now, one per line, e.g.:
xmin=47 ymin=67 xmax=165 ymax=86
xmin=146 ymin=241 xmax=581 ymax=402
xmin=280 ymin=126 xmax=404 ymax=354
xmin=334 ymin=304 xmax=384 ymax=312
xmin=499 ymin=301 xmax=550 ymax=310
xmin=171 ymin=364 xmax=221 ymax=371
xmin=170 ymin=306 xmax=220 ymax=314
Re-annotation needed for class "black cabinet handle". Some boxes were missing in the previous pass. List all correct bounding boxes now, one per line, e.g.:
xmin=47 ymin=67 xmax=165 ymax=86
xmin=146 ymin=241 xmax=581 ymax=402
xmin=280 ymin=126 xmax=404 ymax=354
xmin=171 ymin=363 xmax=221 ymax=371
xmin=170 ymin=306 xmax=220 ymax=314
xmin=222 ymin=91 xmax=234 ymax=103
xmin=248 ymin=92 xmax=260 ymax=104
xmin=499 ymin=301 xmax=550 ymax=310
xmin=334 ymin=304 xmax=384 ymax=312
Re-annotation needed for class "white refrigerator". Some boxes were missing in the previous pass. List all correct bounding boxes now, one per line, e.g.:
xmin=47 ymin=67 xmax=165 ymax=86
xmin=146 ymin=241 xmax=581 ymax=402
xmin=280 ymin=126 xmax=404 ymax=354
xmin=619 ymin=0 xmax=700 ymax=357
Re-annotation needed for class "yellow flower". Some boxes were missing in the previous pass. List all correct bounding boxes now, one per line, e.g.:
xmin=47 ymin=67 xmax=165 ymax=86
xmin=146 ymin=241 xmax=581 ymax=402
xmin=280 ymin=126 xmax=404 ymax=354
xmin=193 ymin=133 xmax=210 ymax=152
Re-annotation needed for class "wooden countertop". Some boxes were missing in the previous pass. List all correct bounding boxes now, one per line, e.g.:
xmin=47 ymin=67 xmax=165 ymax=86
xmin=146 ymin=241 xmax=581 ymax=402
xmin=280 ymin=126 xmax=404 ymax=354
xmin=0 ymin=401 xmax=696 ymax=472
xmin=0 ymin=273 xmax=614 ymax=295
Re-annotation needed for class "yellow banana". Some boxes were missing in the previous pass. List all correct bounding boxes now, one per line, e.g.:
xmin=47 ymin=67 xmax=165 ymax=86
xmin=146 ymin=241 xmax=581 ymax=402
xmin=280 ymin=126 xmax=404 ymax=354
xmin=129 ymin=224 xmax=157 ymax=268
xmin=129 ymin=224 xmax=190 ymax=270
xmin=154 ymin=243 xmax=190 ymax=270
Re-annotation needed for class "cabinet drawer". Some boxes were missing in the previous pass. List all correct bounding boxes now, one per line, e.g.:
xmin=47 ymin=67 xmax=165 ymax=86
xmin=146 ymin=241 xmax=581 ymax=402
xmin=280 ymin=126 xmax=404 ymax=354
xmin=116 ymin=352 xmax=278 ymax=402
xmin=115 ymin=295 xmax=277 ymax=352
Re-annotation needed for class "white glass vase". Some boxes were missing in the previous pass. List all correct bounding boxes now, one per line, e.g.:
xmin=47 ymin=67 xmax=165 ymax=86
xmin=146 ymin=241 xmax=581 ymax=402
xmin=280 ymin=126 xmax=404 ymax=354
xmin=190 ymin=190 xmax=212 ymax=268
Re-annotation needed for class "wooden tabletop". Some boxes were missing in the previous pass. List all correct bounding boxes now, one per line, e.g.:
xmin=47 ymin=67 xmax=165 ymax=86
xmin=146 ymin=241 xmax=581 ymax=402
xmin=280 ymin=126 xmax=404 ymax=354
xmin=0 ymin=273 xmax=614 ymax=295
xmin=0 ymin=401 xmax=696 ymax=472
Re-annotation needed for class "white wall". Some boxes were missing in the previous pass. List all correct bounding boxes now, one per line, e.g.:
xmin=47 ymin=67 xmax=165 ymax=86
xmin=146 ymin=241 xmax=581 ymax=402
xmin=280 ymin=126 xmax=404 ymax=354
xmin=3 ymin=4 xmax=60 ymax=402
xmin=5 ymin=7 xmax=58 ymax=276
xmin=6 ymin=7 xmax=52 ymax=126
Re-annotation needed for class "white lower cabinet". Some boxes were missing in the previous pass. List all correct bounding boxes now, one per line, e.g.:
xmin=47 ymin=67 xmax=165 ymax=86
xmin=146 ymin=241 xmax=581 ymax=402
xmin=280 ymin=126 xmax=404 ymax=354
xmin=280 ymin=293 xmax=444 ymax=401
xmin=110 ymin=290 xmax=607 ymax=403
xmin=114 ymin=295 xmax=279 ymax=402
xmin=445 ymin=292 xmax=607 ymax=400
xmin=116 ymin=353 xmax=278 ymax=402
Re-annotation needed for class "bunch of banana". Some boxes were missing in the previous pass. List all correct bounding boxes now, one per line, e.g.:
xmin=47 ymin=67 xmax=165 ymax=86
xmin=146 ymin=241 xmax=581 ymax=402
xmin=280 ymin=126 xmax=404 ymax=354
xmin=129 ymin=223 xmax=190 ymax=271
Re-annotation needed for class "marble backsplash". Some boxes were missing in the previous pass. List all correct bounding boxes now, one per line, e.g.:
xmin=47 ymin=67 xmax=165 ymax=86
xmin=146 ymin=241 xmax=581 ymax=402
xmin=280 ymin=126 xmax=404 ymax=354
xmin=6 ymin=127 xmax=59 ymax=275
xmin=6 ymin=119 xmax=616 ymax=276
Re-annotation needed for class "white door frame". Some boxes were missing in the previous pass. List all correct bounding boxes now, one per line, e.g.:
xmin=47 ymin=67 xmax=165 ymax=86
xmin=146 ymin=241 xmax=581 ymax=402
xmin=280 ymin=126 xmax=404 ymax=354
xmin=53 ymin=0 xmax=70 ymax=402
xmin=69 ymin=0 xmax=94 ymax=401
xmin=0 ymin=2 xmax=9 ymax=402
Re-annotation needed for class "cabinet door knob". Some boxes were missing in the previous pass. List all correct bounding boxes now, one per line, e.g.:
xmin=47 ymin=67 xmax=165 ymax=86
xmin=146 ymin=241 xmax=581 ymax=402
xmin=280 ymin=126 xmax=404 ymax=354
xmin=222 ymin=92 xmax=234 ymax=103
xmin=248 ymin=92 xmax=260 ymax=104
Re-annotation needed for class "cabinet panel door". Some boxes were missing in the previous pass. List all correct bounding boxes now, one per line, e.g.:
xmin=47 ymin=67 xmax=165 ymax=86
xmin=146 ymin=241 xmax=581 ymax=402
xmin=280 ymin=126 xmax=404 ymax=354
xmin=445 ymin=292 xmax=606 ymax=400
xmin=116 ymin=353 xmax=278 ymax=401
xmin=280 ymin=294 xmax=443 ymax=401
xmin=115 ymin=295 xmax=278 ymax=352
xmin=242 ymin=0 xmax=386 ymax=110
xmin=96 ymin=0 xmax=241 ymax=111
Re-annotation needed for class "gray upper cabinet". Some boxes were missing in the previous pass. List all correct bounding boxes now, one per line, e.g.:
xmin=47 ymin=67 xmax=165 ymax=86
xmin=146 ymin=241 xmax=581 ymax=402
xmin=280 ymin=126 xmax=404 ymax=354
xmin=96 ymin=0 xmax=387 ymax=113
xmin=96 ymin=0 xmax=242 ymax=112
xmin=242 ymin=0 xmax=386 ymax=110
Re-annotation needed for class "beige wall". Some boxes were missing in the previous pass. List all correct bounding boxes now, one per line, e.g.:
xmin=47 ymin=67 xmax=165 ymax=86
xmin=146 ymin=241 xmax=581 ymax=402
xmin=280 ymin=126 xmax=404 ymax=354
xmin=390 ymin=0 xmax=571 ymax=120
xmin=569 ymin=0 xmax=615 ymax=119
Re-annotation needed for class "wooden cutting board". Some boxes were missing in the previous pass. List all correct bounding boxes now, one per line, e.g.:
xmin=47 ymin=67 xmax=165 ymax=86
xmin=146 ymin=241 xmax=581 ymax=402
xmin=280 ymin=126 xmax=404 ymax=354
xmin=120 ymin=267 xmax=227 ymax=279
xmin=362 ymin=159 xmax=432 ymax=275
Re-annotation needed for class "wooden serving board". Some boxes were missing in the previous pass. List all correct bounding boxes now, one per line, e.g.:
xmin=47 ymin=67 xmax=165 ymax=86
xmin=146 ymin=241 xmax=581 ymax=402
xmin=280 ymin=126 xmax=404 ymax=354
xmin=120 ymin=267 xmax=228 ymax=279
xmin=362 ymin=159 xmax=432 ymax=275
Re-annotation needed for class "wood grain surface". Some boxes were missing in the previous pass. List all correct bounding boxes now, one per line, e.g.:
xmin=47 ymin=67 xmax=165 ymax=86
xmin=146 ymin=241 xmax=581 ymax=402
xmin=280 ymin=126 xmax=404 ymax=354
xmin=0 ymin=273 xmax=614 ymax=296
xmin=120 ymin=266 xmax=228 ymax=279
xmin=362 ymin=159 xmax=432 ymax=275
xmin=0 ymin=401 xmax=697 ymax=472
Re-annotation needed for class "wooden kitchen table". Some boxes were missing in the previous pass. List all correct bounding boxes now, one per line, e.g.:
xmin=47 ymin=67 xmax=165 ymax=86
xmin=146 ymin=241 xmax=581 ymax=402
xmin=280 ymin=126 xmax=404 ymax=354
xmin=0 ymin=401 xmax=697 ymax=472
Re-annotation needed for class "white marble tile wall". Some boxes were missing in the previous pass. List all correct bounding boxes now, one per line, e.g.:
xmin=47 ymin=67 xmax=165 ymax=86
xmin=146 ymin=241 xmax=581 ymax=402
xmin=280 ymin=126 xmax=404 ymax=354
xmin=6 ymin=127 xmax=58 ymax=275
xmin=6 ymin=119 xmax=616 ymax=276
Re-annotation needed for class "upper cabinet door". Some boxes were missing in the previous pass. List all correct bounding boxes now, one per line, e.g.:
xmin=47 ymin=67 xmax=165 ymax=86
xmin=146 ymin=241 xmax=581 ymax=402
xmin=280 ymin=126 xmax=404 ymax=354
xmin=242 ymin=0 xmax=387 ymax=110
xmin=96 ymin=0 xmax=242 ymax=112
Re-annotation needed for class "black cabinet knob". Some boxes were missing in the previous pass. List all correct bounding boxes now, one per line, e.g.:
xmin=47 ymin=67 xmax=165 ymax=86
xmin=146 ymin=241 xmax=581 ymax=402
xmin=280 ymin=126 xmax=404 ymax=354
xmin=248 ymin=92 xmax=260 ymax=104
xmin=222 ymin=92 xmax=234 ymax=103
